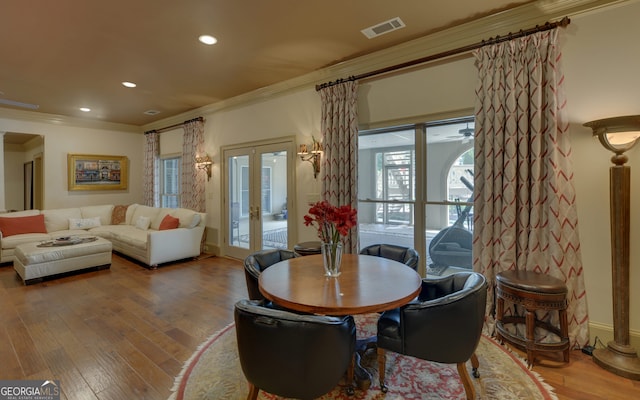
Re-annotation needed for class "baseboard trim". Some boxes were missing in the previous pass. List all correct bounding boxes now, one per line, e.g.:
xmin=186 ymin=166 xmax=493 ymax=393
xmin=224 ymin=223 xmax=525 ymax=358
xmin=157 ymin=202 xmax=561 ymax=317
xmin=589 ymin=322 xmax=640 ymax=351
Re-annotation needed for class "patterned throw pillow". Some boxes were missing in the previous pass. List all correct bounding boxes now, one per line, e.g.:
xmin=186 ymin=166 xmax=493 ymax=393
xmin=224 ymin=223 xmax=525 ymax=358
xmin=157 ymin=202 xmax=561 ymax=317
xmin=111 ymin=204 xmax=129 ymax=225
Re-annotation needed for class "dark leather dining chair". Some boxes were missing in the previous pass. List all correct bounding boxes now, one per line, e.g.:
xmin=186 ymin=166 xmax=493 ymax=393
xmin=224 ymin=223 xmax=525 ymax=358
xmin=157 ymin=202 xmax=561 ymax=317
xmin=243 ymin=249 xmax=298 ymax=300
xmin=360 ymin=243 xmax=419 ymax=271
xmin=234 ymin=299 xmax=356 ymax=400
xmin=376 ymin=271 xmax=487 ymax=399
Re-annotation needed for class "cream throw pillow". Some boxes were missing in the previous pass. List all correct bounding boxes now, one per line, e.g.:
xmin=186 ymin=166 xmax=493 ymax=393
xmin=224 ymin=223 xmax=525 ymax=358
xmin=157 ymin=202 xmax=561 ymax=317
xmin=135 ymin=216 xmax=151 ymax=230
xmin=69 ymin=216 xmax=102 ymax=230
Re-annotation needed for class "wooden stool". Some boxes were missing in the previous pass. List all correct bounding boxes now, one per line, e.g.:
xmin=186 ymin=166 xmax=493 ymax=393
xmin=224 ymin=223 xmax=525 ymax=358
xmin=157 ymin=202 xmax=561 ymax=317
xmin=495 ymin=270 xmax=570 ymax=367
xmin=293 ymin=241 xmax=321 ymax=256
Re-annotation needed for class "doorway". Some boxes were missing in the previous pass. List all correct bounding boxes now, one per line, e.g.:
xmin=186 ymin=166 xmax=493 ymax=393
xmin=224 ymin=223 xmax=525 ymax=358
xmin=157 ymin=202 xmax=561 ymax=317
xmin=222 ymin=138 xmax=296 ymax=260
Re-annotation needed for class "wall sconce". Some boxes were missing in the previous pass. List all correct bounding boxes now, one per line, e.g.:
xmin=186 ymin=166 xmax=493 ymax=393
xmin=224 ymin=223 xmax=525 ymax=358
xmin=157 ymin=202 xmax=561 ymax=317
xmin=195 ymin=154 xmax=213 ymax=181
xmin=298 ymin=136 xmax=322 ymax=179
xmin=583 ymin=115 xmax=640 ymax=380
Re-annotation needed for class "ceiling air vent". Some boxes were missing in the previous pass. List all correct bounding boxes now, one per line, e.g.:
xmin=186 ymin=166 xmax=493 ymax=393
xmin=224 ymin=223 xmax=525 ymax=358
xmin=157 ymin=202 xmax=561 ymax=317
xmin=144 ymin=109 xmax=161 ymax=116
xmin=361 ymin=17 xmax=405 ymax=39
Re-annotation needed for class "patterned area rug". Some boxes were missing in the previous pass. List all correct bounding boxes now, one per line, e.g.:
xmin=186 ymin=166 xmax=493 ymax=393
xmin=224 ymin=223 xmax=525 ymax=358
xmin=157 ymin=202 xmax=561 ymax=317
xmin=169 ymin=314 xmax=558 ymax=400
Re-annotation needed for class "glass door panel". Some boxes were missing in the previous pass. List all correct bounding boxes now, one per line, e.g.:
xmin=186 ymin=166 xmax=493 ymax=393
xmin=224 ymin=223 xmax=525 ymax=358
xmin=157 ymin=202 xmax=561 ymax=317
xmin=358 ymin=129 xmax=416 ymax=253
xmin=228 ymin=154 xmax=249 ymax=250
xmin=260 ymin=148 xmax=288 ymax=250
xmin=224 ymin=140 xmax=294 ymax=260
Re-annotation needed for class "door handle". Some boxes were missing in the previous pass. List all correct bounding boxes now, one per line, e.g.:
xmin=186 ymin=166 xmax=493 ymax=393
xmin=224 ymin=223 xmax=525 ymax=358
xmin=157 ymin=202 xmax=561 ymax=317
xmin=249 ymin=205 xmax=261 ymax=220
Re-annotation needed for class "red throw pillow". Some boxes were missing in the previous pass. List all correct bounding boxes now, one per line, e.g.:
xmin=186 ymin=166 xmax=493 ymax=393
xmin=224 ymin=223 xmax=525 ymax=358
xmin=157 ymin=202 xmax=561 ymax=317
xmin=0 ymin=214 xmax=47 ymax=237
xmin=159 ymin=215 xmax=180 ymax=230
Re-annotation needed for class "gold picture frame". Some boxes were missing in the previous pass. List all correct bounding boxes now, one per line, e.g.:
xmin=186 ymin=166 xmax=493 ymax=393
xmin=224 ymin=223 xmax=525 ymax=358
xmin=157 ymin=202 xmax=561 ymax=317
xmin=68 ymin=154 xmax=128 ymax=191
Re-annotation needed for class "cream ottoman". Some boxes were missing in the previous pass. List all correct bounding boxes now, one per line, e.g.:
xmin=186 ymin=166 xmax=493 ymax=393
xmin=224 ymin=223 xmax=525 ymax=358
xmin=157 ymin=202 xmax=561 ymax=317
xmin=14 ymin=236 xmax=112 ymax=285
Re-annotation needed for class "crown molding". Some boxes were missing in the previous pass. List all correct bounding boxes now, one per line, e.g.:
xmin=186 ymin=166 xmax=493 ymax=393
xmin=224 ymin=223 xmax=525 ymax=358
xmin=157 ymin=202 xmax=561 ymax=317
xmin=140 ymin=0 xmax=628 ymax=132
xmin=0 ymin=106 xmax=141 ymax=133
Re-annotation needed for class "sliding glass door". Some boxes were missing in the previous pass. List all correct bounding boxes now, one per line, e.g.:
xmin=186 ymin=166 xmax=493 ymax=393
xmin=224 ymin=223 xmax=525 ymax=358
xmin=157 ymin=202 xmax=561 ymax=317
xmin=358 ymin=117 xmax=475 ymax=276
xmin=223 ymin=139 xmax=295 ymax=260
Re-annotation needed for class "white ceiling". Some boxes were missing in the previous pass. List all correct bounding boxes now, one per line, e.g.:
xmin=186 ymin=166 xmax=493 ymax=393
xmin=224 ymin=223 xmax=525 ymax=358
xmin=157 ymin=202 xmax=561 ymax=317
xmin=0 ymin=1 xmax=532 ymax=127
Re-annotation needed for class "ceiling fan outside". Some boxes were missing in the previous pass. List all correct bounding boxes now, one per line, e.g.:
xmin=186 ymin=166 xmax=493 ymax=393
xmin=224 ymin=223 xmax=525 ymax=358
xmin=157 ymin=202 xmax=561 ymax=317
xmin=444 ymin=123 xmax=474 ymax=144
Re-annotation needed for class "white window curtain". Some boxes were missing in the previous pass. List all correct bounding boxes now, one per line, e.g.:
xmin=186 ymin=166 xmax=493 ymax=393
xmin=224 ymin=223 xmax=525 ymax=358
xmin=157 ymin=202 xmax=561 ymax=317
xmin=319 ymin=81 xmax=359 ymax=254
xmin=472 ymin=28 xmax=589 ymax=348
xmin=143 ymin=130 xmax=159 ymax=207
xmin=181 ymin=119 xmax=206 ymax=212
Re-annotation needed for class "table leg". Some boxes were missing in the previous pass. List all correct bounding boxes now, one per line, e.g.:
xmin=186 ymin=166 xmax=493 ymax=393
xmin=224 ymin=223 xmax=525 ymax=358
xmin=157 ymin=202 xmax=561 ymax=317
xmin=352 ymin=336 xmax=377 ymax=391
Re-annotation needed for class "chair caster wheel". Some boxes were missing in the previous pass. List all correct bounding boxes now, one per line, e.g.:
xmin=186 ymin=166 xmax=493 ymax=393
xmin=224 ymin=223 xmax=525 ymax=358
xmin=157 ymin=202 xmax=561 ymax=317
xmin=472 ymin=368 xmax=480 ymax=378
xmin=380 ymin=383 xmax=388 ymax=393
xmin=346 ymin=386 xmax=355 ymax=396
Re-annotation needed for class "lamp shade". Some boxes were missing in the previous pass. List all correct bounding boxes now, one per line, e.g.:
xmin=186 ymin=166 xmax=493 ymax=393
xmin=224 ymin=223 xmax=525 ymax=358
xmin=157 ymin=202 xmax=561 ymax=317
xmin=584 ymin=115 xmax=640 ymax=154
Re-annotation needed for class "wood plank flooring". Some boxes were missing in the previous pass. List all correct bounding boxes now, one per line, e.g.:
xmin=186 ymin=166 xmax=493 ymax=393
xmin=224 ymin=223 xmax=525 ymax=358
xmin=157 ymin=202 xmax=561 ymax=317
xmin=0 ymin=253 xmax=639 ymax=399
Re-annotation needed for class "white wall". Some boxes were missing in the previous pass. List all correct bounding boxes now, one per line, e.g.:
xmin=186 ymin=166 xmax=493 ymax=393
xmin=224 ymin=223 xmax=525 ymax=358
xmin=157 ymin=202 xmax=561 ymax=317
xmin=0 ymin=117 xmax=144 ymax=209
xmin=4 ymin=143 xmax=26 ymax=211
xmin=4 ymin=136 xmax=45 ymax=211
xmin=563 ymin=1 xmax=640 ymax=336
xmin=202 ymin=88 xmax=323 ymax=242
xmin=196 ymin=1 xmax=640 ymax=339
xmin=0 ymin=0 xmax=638 ymax=341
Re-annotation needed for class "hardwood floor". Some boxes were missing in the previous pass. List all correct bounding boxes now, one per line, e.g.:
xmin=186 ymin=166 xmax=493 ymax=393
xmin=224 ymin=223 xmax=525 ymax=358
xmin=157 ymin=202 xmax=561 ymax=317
xmin=1 ymin=253 xmax=639 ymax=399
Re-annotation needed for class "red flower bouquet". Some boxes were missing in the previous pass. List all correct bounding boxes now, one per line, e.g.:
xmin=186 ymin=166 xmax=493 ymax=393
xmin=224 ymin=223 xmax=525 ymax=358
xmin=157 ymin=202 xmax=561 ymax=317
xmin=303 ymin=200 xmax=357 ymax=244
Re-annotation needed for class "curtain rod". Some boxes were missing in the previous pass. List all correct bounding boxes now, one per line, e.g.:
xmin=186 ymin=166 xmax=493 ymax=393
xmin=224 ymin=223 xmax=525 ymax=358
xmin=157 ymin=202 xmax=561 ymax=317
xmin=144 ymin=116 xmax=204 ymax=134
xmin=315 ymin=16 xmax=571 ymax=91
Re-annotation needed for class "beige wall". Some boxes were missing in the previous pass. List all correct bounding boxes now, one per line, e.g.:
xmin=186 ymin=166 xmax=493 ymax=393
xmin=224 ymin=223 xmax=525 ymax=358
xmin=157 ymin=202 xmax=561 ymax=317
xmin=0 ymin=0 xmax=638 ymax=343
xmin=196 ymin=1 xmax=640 ymax=342
xmin=202 ymin=88 xmax=323 ymax=239
xmin=0 ymin=116 xmax=143 ymax=209
xmin=563 ymin=2 xmax=640 ymax=342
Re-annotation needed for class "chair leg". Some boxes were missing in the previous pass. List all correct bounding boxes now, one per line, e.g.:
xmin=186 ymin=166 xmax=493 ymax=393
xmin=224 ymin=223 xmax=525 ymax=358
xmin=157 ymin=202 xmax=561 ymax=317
xmin=470 ymin=352 xmax=480 ymax=378
xmin=247 ymin=383 xmax=259 ymax=400
xmin=456 ymin=362 xmax=476 ymax=400
xmin=376 ymin=347 xmax=388 ymax=393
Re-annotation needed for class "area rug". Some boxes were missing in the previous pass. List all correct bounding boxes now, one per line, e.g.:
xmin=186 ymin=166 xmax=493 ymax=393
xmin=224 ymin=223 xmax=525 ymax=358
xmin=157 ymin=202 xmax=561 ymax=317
xmin=169 ymin=314 xmax=558 ymax=400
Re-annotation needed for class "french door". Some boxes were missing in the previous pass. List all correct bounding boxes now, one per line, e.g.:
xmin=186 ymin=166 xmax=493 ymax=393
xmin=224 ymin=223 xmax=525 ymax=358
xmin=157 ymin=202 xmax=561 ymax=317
xmin=222 ymin=138 xmax=296 ymax=260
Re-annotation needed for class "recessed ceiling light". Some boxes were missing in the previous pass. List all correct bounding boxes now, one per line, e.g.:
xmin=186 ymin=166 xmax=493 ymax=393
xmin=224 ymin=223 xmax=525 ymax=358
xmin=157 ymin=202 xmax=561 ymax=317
xmin=122 ymin=81 xmax=137 ymax=88
xmin=80 ymin=107 xmax=91 ymax=112
xmin=198 ymin=35 xmax=217 ymax=45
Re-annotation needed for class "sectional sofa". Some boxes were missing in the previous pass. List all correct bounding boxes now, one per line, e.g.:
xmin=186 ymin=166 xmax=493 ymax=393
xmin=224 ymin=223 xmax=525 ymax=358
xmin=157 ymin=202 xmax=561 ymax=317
xmin=0 ymin=204 xmax=206 ymax=268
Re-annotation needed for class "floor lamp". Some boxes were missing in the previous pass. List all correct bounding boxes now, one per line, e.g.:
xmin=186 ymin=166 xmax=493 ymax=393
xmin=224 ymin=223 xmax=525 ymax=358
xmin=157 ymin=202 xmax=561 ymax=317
xmin=584 ymin=115 xmax=640 ymax=380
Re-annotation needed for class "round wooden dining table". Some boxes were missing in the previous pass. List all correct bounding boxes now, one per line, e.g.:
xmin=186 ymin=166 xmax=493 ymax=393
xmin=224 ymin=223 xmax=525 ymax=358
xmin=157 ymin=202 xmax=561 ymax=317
xmin=259 ymin=253 xmax=422 ymax=393
xmin=258 ymin=253 xmax=422 ymax=316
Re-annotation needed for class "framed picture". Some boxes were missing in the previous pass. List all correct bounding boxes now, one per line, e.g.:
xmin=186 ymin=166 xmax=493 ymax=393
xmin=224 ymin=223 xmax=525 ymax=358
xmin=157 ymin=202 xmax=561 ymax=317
xmin=68 ymin=154 xmax=128 ymax=191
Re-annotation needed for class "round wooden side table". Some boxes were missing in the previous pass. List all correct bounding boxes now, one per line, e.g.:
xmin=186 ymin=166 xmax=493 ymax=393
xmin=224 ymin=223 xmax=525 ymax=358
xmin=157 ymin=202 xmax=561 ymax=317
xmin=495 ymin=270 xmax=570 ymax=367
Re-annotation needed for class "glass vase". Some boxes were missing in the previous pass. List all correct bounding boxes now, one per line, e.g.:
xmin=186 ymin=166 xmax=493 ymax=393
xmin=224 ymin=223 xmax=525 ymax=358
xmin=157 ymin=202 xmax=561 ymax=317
xmin=321 ymin=241 xmax=343 ymax=277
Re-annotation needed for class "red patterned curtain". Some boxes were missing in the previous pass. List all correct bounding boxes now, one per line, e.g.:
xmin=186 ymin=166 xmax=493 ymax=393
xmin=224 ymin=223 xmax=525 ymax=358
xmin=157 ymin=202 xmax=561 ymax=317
xmin=319 ymin=81 xmax=359 ymax=254
xmin=181 ymin=119 xmax=206 ymax=212
xmin=143 ymin=130 xmax=159 ymax=207
xmin=473 ymin=29 xmax=589 ymax=348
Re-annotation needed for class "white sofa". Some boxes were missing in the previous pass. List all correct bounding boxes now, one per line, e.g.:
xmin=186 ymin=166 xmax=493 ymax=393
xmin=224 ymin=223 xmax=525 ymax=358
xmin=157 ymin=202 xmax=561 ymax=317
xmin=0 ymin=204 xmax=206 ymax=268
